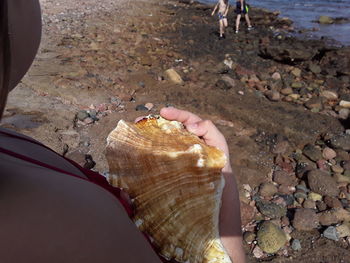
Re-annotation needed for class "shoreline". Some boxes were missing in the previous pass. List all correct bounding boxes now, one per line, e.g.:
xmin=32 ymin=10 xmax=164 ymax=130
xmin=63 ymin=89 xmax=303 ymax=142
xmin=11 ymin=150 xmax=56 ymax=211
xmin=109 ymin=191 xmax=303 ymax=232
xmin=2 ymin=0 xmax=350 ymax=262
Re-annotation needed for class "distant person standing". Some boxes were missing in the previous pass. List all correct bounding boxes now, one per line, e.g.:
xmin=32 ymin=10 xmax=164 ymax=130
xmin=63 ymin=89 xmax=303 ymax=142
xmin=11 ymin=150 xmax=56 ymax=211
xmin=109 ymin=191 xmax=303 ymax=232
xmin=235 ymin=0 xmax=253 ymax=33
xmin=211 ymin=0 xmax=230 ymax=40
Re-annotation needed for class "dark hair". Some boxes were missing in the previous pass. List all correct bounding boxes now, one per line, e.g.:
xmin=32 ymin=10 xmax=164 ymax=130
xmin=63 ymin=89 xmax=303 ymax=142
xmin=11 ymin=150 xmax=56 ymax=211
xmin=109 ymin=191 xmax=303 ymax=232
xmin=224 ymin=0 xmax=229 ymax=5
xmin=0 ymin=1 xmax=10 ymax=118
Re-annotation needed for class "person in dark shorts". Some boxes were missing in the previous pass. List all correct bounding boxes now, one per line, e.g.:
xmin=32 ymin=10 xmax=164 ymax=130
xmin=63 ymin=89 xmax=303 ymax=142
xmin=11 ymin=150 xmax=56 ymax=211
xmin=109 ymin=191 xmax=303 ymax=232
xmin=235 ymin=0 xmax=253 ymax=33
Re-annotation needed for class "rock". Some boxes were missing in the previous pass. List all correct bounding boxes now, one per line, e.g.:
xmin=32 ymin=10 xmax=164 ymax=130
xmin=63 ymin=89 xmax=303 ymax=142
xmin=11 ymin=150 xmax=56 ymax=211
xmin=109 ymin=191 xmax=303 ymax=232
xmin=241 ymin=201 xmax=256 ymax=225
xmin=243 ymin=231 xmax=256 ymax=244
xmin=293 ymin=208 xmax=319 ymax=231
xmin=309 ymin=63 xmax=322 ymax=74
xmin=280 ymin=87 xmax=293 ymax=95
xmin=332 ymin=164 xmax=344 ymax=174
xmin=318 ymin=210 xmax=339 ymax=225
xmin=257 ymin=221 xmax=287 ymax=254
xmin=291 ymin=239 xmax=302 ymax=251
xmin=323 ymin=226 xmax=339 ymax=242
xmin=308 ymin=169 xmax=339 ymax=197
xmin=303 ymin=199 xmax=316 ymax=209
xmin=309 ymin=192 xmax=323 ymax=201
xmin=303 ymin=144 xmax=323 ymax=162
xmin=76 ymin=110 xmax=89 ymax=121
xmin=324 ymin=196 xmax=343 ymax=208
xmin=273 ymin=170 xmax=298 ymax=186
xmin=317 ymin=200 xmax=328 ymax=211
xmin=291 ymin=68 xmax=302 ymax=77
xmin=343 ymin=161 xmax=350 ymax=170
xmin=272 ymin=140 xmax=289 ymax=154
xmin=291 ymin=82 xmax=303 ymax=88
xmin=252 ymin=246 xmax=264 ymax=259
xmin=333 ymin=208 xmax=350 ymax=222
xmin=265 ymin=90 xmax=281 ymax=101
xmin=338 ymin=108 xmax=350 ymax=120
xmin=336 ymin=223 xmax=350 ymax=237
xmin=259 ymin=182 xmax=278 ymax=197
xmin=322 ymin=147 xmax=337 ymax=160
xmin=272 ymin=72 xmax=281 ymax=80
xmin=288 ymin=93 xmax=301 ymax=100
xmin=321 ymin=90 xmax=338 ymax=100
xmin=304 ymin=97 xmax=323 ymax=111
xmin=165 ymin=68 xmax=184 ymax=85
xmin=215 ymin=79 xmax=231 ymax=91
xmin=221 ymin=75 xmax=236 ymax=89
xmin=318 ymin=16 xmax=334 ymax=24
xmin=144 ymin=102 xmax=154 ymax=111
xmin=340 ymin=100 xmax=350 ymax=109
xmin=294 ymin=190 xmax=308 ymax=200
xmin=257 ymin=201 xmax=287 ymax=219
xmin=329 ymin=133 xmax=350 ymax=151
xmin=83 ymin=117 xmax=94 ymax=124
xmin=135 ymin=104 xmax=149 ymax=111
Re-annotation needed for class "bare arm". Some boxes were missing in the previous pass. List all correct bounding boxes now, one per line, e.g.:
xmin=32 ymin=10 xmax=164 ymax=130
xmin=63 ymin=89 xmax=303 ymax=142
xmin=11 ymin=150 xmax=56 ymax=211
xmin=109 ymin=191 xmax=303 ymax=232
xmin=211 ymin=2 xmax=219 ymax=16
xmin=160 ymin=107 xmax=246 ymax=263
xmin=224 ymin=4 xmax=229 ymax=16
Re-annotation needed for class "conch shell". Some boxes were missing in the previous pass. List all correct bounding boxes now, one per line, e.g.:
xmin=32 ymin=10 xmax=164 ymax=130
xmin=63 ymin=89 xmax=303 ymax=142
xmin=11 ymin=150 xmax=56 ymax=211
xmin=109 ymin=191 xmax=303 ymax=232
xmin=106 ymin=116 xmax=232 ymax=263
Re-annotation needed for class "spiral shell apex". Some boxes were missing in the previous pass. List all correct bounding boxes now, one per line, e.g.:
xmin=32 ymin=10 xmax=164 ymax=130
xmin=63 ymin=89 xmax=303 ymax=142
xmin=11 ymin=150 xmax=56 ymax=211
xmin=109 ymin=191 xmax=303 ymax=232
xmin=106 ymin=116 xmax=231 ymax=263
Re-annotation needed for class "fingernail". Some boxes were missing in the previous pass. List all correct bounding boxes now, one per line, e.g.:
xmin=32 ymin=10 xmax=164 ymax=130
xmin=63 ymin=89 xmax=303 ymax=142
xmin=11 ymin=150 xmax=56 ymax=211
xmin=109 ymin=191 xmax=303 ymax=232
xmin=186 ymin=123 xmax=198 ymax=132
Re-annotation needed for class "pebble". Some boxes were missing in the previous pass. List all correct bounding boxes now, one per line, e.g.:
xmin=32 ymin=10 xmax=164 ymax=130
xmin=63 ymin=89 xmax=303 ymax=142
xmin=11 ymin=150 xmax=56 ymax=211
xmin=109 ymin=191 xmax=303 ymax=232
xmin=288 ymin=93 xmax=300 ymax=100
xmin=339 ymin=100 xmax=350 ymax=108
xmin=135 ymin=104 xmax=149 ymax=111
xmin=259 ymin=182 xmax=278 ymax=197
xmin=322 ymin=147 xmax=337 ymax=160
xmin=83 ymin=117 xmax=94 ymax=124
xmin=145 ymin=102 xmax=154 ymax=111
xmin=265 ymin=90 xmax=281 ymax=101
xmin=252 ymin=246 xmax=264 ymax=259
xmin=303 ymin=144 xmax=323 ymax=162
xmin=316 ymin=200 xmax=328 ymax=211
xmin=307 ymin=169 xmax=339 ymax=197
xmin=323 ymin=226 xmax=339 ymax=241
xmin=338 ymin=108 xmax=350 ymax=120
xmin=324 ymin=196 xmax=343 ymax=209
xmin=291 ymin=239 xmax=302 ymax=251
xmin=309 ymin=63 xmax=322 ymax=74
xmin=294 ymin=191 xmax=308 ymax=200
xmin=318 ymin=210 xmax=339 ymax=226
xmin=304 ymin=97 xmax=323 ymax=111
xmin=272 ymin=140 xmax=289 ymax=154
xmin=303 ymin=199 xmax=316 ymax=209
xmin=257 ymin=221 xmax=287 ymax=254
xmin=243 ymin=231 xmax=256 ymax=244
xmin=320 ymin=90 xmax=338 ymax=100
xmin=331 ymin=164 xmax=344 ymax=174
xmin=291 ymin=82 xmax=303 ymax=88
xmin=291 ymin=68 xmax=302 ymax=77
xmin=336 ymin=223 xmax=350 ymax=237
xmin=292 ymin=208 xmax=319 ymax=231
xmin=76 ymin=110 xmax=89 ymax=121
xmin=329 ymin=133 xmax=350 ymax=151
xmin=165 ymin=68 xmax=184 ymax=85
xmin=309 ymin=192 xmax=323 ymax=201
xmin=257 ymin=201 xmax=287 ymax=219
xmin=272 ymin=72 xmax=281 ymax=80
xmin=273 ymin=170 xmax=298 ymax=186
xmin=241 ymin=201 xmax=256 ymax=225
xmin=280 ymin=87 xmax=293 ymax=95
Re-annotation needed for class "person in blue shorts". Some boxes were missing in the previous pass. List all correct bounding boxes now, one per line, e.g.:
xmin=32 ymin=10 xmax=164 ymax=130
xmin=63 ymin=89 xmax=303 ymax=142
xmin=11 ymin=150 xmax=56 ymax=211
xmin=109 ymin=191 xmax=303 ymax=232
xmin=211 ymin=0 xmax=230 ymax=39
xmin=235 ymin=0 xmax=253 ymax=33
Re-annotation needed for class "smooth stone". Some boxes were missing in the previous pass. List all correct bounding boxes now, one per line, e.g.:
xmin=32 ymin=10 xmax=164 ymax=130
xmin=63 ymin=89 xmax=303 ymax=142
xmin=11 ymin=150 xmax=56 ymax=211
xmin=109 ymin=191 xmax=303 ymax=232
xmin=321 ymin=90 xmax=338 ymax=100
xmin=240 ymin=201 xmax=256 ymax=225
xmin=243 ymin=231 xmax=256 ymax=244
xmin=336 ymin=223 xmax=350 ymax=237
xmin=288 ymin=93 xmax=300 ymax=100
xmin=319 ymin=16 xmax=334 ymax=24
xmin=76 ymin=110 xmax=89 ymax=121
xmin=280 ymin=87 xmax=293 ymax=95
xmin=323 ymin=226 xmax=339 ymax=241
xmin=291 ymin=68 xmax=302 ymax=77
xmin=303 ymin=144 xmax=323 ymax=162
xmin=145 ymin=102 xmax=154 ymax=111
xmin=135 ymin=104 xmax=149 ymax=111
xmin=271 ymin=72 xmax=281 ymax=80
xmin=309 ymin=63 xmax=322 ymax=74
xmin=259 ymin=182 xmax=278 ymax=197
xmin=257 ymin=221 xmax=287 ymax=254
xmin=165 ymin=68 xmax=184 ymax=85
xmin=339 ymin=108 xmax=350 ymax=120
xmin=309 ymin=192 xmax=323 ymax=201
xmin=291 ymin=239 xmax=302 ymax=251
xmin=303 ymin=199 xmax=316 ymax=209
xmin=308 ymin=169 xmax=339 ymax=197
xmin=329 ymin=133 xmax=350 ymax=151
xmin=265 ymin=90 xmax=281 ymax=101
xmin=257 ymin=201 xmax=287 ymax=219
xmin=273 ymin=170 xmax=298 ymax=186
xmin=272 ymin=140 xmax=289 ymax=154
xmin=291 ymin=82 xmax=303 ymax=88
xmin=317 ymin=200 xmax=328 ymax=211
xmin=83 ymin=117 xmax=94 ymax=124
xmin=293 ymin=208 xmax=319 ymax=231
xmin=334 ymin=173 xmax=350 ymax=184
xmin=324 ymin=196 xmax=343 ymax=208
xmin=322 ymin=147 xmax=337 ymax=160
xmin=294 ymin=191 xmax=308 ymax=200
xmin=318 ymin=210 xmax=339 ymax=226
xmin=332 ymin=164 xmax=344 ymax=174
xmin=304 ymin=97 xmax=323 ymax=110
xmin=339 ymin=100 xmax=350 ymax=108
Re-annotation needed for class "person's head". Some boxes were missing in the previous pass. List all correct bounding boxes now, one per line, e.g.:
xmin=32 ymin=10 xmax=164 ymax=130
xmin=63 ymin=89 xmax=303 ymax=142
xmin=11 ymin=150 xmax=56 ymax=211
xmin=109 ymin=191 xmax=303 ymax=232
xmin=0 ymin=0 xmax=42 ymax=119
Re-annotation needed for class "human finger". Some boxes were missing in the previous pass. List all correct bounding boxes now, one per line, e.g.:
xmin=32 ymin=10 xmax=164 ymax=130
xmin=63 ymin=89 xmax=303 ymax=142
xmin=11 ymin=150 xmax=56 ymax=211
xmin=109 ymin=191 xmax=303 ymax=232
xmin=160 ymin=107 xmax=202 ymax=125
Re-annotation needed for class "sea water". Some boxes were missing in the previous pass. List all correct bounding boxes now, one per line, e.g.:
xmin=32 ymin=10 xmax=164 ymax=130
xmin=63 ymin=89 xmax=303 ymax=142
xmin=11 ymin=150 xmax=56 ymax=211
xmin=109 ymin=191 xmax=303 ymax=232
xmin=201 ymin=0 xmax=350 ymax=46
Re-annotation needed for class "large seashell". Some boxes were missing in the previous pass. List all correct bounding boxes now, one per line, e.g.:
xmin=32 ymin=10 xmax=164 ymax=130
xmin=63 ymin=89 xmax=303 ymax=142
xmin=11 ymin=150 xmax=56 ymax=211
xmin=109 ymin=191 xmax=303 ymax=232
xmin=106 ymin=116 xmax=232 ymax=263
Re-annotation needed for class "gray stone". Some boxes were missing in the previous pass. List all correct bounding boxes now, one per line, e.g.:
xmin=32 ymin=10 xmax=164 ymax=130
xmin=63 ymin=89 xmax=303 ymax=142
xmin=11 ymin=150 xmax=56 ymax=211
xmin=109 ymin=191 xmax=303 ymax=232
xmin=329 ymin=133 xmax=350 ymax=151
xmin=303 ymin=144 xmax=323 ymax=162
xmin=76 ymin=110 xmax=89 ymax=121
xmin=308 ymin=169 xmax=339 ymax=197
xmin=323 ymin=226 xmax=339 ymax=241
xmin=309 ymin=63 xmax=322 ymax=74
xmin=291 ymin=239 xmax=302 ymax=251
xmin=135 ymin=104 xmax=149 ymax=111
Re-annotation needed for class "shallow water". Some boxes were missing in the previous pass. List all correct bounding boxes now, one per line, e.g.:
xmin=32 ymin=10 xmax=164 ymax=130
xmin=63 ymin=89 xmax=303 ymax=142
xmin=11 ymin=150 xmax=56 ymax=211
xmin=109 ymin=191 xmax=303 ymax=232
xmin=202 ymin=0 xmax=350 ymax=46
